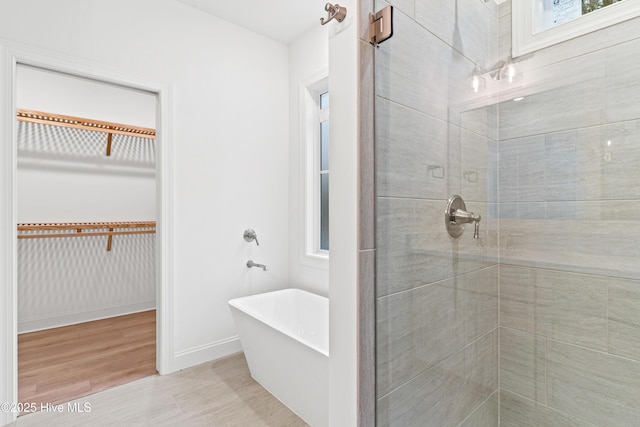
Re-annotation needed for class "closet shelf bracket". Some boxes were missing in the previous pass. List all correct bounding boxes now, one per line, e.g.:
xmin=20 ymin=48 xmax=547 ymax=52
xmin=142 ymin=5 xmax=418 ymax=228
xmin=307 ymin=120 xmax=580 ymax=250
xmin=106 ymin=133 xmax=113 ymax=156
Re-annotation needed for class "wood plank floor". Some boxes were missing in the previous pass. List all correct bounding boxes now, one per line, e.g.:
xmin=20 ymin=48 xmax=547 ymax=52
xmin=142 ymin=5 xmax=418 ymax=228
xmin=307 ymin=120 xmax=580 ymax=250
xmin=11 ymin=352 xmax=308 ymax=426
xmin=18 ymin=310 xmax=157 ymax=411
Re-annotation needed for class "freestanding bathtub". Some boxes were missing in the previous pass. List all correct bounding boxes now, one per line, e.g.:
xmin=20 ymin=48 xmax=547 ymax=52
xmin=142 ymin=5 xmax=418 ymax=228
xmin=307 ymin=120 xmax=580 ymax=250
xmin=228 ymin=288 xmax=329 ymax=427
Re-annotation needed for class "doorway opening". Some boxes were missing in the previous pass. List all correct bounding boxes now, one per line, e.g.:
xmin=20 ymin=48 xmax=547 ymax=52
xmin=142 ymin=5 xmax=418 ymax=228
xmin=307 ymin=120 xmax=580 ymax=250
xmin=0 ymin=41 xmax=174 ymax=425
xmin=15 ymin=65 xmax=159 ymax=412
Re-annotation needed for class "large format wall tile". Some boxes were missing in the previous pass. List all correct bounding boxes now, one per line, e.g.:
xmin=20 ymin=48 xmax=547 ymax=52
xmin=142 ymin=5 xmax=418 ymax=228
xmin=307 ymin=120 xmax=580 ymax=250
xmin=461 ymin=128 xmax=494 ymax=204
xmin=497 ymin=216 xmax=640 ymax=281
xmin=377 ymin=197 xmax=497 ymax=296
xmin=359 ymin=39 xmax=375 ymax=251
xmin=459 ymin=392 xmax=498 ymax=427
xmin=495 ymin=3 xmax=640 ymax=427
xmin=377 ymin=0 xmax=414 ymax=19
xmin=415 ymin=0 xmax=498 ymax=66
xmin=459 ymin=104 xmax=498 ymax=141
xmin=497 ymin=3 xmax=511 ymax=61
xmin=606 ymin=37 xmax=640 ymax=122
xmin=547 ymin=340 xmax=640 ymax=426
xmin=500 ymin=390 xmax=597 ymax=427
xmin=375 ymin=98 xmax=460 ymax=200
xmin=498 ymin=75 xmax=606 ymax=140
xmin=373 ymin=0 xmax=499 ymax=424
xmin=375 ymin=6 xmax=475 ymax=123
xmin=608 ymin=280 xmax=640 ymax=361
xmin=500 ymin=327 xmax=546 ymax=403
xmin=597 ymin=120 xmax=640 ymax=200
xmin=377 ymin=266 xmax=497 ymax=396
xmin=498 ymin=135 xmax=546 ymax=204
xmin=377 ymin=330 xmax=497 ymax=427
xmin=500 ymin=265 xmax=608 ymax=351
xmin=498 ymin=120 xmax=640 ymax=212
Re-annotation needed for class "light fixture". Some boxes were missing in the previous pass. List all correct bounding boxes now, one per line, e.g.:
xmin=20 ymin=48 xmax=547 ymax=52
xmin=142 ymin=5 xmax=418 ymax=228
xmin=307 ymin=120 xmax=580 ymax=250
xmin=487 ymin=56 xmax=519 ymax=83
xmin=470 ymin=63 xmax=486 ymax=93
xmin=469 ymin=56 xmax=518 ymax=93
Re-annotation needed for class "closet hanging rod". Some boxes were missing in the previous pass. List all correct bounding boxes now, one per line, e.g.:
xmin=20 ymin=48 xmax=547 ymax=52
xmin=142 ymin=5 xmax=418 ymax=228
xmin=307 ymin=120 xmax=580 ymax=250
xmin=17 ymin=221 xmax=155 ymax=251
xmin=16 ymin=109 xmax=156 ymax=139
xmin=17 ymin=230 xmax=155 ymax=239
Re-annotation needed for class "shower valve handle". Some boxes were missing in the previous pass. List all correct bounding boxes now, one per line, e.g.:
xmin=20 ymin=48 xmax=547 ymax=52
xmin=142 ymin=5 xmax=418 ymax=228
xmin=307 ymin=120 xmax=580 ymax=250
xmin=445 ymin=195 xmax=481 ymax=239
xmin=451 ymin=209 xmax=481 ymax=239
xmin=243 ymin=229 xmax=259 ymax=246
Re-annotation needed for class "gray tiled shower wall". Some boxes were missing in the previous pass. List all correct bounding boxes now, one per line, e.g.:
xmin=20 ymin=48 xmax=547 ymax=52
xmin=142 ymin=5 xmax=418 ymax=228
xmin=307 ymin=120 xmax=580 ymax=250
xmin=375 ymin=0 xmax=500 ymax=425
xmin=374 ymin=0 xmax=640 ymax=425
xmin=497 ymin=1 xmax=640 ymax=425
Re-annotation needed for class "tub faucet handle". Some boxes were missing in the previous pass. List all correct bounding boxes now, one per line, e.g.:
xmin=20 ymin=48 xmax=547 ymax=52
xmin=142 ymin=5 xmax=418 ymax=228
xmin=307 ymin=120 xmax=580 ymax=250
xmin=243 ymin=229 xmax=259 ymax=246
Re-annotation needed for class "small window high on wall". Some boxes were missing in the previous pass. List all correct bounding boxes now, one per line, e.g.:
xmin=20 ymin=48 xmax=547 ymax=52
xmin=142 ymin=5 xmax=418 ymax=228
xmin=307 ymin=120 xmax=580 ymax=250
xmin=513 ymin=0 xmax=640 ymax=56
xmin=302 ymin=74 xmax=329 ymax=262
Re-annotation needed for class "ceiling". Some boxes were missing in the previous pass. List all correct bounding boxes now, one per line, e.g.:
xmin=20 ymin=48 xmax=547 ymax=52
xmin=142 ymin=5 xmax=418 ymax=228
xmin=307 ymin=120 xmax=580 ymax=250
xmin=176 ymin=0 xmax=327 ymax=45
xmin=176 ymin=0 xmax=508 ymax=45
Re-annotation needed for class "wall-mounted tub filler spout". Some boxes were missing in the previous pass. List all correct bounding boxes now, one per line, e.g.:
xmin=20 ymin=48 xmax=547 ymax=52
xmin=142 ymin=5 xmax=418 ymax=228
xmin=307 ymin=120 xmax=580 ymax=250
xmin=243 ymin=229 xmax=259 ymax=246
xmin=247 ymin=260 xmax=268 ymax=271
xmin=445 ymin=195 xmax=482 ymax=239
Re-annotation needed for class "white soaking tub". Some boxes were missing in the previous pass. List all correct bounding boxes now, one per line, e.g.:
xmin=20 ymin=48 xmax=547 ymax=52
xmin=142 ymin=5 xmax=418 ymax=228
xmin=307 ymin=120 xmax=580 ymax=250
xmin=228 ymin=288 xmax=329 ymax=427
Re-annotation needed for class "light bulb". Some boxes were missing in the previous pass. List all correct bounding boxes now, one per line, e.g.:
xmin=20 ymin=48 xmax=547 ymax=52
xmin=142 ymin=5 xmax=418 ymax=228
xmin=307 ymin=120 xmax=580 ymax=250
xmin=472 ymin=75 xmax=480 ymax=93
xmin=507 ymin=63 xmax=516 ymax=83
xmin=470 ymin=64 xmax=484 ymax=93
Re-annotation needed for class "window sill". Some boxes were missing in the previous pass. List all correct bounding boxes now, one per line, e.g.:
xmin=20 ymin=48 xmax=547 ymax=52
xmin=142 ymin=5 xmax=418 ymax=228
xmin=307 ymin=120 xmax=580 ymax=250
xmin=300 ymin=252 xmax=329 ymax=270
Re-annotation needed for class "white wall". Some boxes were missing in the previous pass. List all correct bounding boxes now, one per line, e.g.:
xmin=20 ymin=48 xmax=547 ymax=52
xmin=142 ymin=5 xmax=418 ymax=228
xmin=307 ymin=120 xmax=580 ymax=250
xmin=327 ymin=0 xmax=358 ymax=424
xmin=17 ymin=65 xmax=156 ymax=127
xmin=0 ymin=0 xmax=291 ymax=372
xmin=16 ymin=66 xmax=157 ymax=332
xmin=288 ymin=25 xmax=330 ymax=296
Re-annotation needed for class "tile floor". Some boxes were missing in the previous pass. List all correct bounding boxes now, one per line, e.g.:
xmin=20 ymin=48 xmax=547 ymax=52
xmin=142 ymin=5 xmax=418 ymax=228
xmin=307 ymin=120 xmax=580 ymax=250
xmin=10 ymin=352 xmax=308 ymax=427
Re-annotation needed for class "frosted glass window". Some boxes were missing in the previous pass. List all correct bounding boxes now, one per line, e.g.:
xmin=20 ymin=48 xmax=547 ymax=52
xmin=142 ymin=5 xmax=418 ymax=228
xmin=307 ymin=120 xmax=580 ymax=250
xmin=320 ymin=121 xmax=329 ymax=171
xmin=319 ymin=91 xmax=329 ymax=251
xmin=320 ymin=174 xmax=329 ymax=251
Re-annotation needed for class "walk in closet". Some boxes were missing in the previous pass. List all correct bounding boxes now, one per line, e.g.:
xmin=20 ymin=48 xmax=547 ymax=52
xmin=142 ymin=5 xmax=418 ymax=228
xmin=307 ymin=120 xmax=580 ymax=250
xmin=16 ymin=66 xmax=158 ymax=410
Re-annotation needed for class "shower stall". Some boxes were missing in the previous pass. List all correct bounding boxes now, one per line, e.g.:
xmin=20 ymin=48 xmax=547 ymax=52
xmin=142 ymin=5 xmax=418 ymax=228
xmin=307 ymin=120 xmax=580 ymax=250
xmin=373 ymin=0 xmax=640 ymax=425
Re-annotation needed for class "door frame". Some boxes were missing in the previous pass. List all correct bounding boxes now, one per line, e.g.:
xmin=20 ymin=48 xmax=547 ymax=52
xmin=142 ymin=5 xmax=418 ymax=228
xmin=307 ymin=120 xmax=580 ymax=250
xmin=0 ymin=39 xmax=175 ymax=425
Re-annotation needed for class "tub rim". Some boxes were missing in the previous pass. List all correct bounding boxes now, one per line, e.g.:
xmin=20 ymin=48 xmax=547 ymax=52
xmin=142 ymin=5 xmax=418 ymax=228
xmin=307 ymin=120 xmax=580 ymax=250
xmin=228 ymin=288 xmax=329 ymax=357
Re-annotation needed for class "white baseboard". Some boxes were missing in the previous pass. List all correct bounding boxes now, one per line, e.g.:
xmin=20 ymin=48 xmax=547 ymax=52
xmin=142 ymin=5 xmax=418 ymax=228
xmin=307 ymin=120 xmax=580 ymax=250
xmin=171 ymin=335 xmax=242 ymax=372
xmin=18 ymin=301 xmax=156 ymax=334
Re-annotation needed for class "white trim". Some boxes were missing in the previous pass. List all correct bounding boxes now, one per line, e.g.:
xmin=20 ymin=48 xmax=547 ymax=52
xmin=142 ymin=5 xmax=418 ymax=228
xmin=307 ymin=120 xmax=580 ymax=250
xmin=513 ymin=0 xmax=640 ymax=57
xmin=0 ymin=41 xmax=17 ymax=427
xmin=172 ymin=336 xmax=242 ymax=371
xmin=0 ymin=39 xmax=175 ymax=425
xmin=298 ymin=68 xmax=330 ymax=270
xmin=18 ymin=302 xmax=156 ymax=334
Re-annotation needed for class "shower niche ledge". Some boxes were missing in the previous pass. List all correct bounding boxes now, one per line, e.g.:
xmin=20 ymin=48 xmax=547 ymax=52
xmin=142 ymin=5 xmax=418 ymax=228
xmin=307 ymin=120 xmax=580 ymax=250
xmin=410 ymin=226 xmax=640 ymax=280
